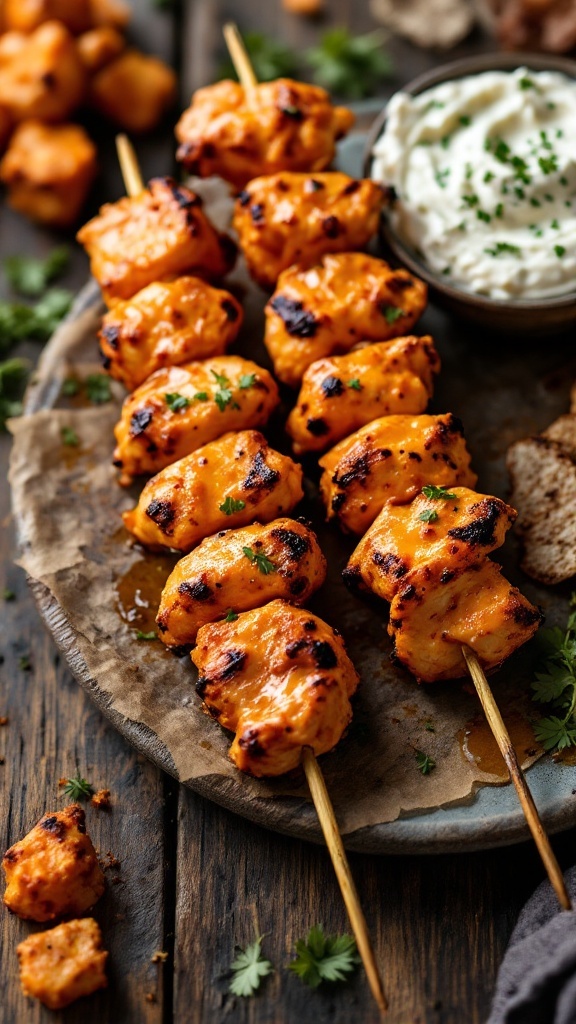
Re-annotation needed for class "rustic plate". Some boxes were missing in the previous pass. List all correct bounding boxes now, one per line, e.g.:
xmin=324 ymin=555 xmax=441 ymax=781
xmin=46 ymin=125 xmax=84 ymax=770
xmin=13 ymin=135 xmax=576 ymax=854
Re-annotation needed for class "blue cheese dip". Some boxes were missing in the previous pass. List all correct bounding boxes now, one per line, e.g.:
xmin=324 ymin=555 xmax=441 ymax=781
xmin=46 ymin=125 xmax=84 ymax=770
xmin=371 ymin=68 xmax=576 ymax=299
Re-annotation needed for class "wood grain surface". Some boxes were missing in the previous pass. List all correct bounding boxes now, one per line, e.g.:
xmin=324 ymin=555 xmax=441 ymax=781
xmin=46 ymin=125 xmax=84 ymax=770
xmin=1 ymin=2 xmax=575 ymax=1022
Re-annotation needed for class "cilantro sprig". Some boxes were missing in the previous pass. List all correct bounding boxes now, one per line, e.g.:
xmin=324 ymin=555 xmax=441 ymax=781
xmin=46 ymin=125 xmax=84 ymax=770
xmin=421 ymin=485 xmax=456 ymax=500
xmin=219 ymin=497 xmax=246 ymax=515
xmin=63 ymin=773 xmax=94 ymax=801
xmin=306 ymin=30 xmax=392 ymax=100
xmin=229 ymin=937 xmax=273 ymax=997
xmin=532 ymin=597 xmax=576 ymax=751
xmin=211 ymin=370 xmax=240 ymax=413
xmin=289 ymin=925 xmax=360 ymax=988
xmin=242 ymin=546 xmax=276 ymax=575
xmin=4 ymin=247 xmax=69 ymax=298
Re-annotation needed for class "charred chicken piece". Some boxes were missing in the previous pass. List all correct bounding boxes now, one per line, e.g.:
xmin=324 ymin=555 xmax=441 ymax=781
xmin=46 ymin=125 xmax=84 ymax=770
xmin=76 ymin=26 xmax=125 ymax=73
xmin=192 ymin=599 xmax=359 ymax=776
xmin=287 ymin=335 xmax=440 ymax=455
xmin=0 ymin=120 xmax=97 ymax=226
xmin=157 ymin=518 xmax=327 ymax=648
xmin=264 ymin=253 xmax=427 ymax=387
xmin=344 ymin=486 xmax=517 ymax=604
xmin=122 ymin=430 xmax=304 ymax=552
xmin=2 ymin=0 xmax=93 ymax=34
xmin=77 ymin=177 xmax=236 ymax=306
xmin=0 ymin=21 xmax=86 ymax=122
xmin=233 ymin=171 xmax=386 ymax=290
xmin=113 ymin=355 xmax=279 ymax=483
xmin=388 ymin=560 xmax=542 ymax=683
xmin=175 ymin=78 xmax=354 ymax=190
xmin=89 ymin=49 xmax=177 ymax=134
xmin=99 ymin=277 xmax=243 ymax=392
xmin=17 ymin=918 xmax=108 ymax=1011
xmin=319 ymin=413 xmax=477 ymax=535
xmin=2 ymin=805 xmax=105 ymax=922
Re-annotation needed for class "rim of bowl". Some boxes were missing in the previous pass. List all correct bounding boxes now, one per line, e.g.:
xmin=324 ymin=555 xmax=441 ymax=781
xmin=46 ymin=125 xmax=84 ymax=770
xmin=364 ymin=51 xmax=576 ymax=313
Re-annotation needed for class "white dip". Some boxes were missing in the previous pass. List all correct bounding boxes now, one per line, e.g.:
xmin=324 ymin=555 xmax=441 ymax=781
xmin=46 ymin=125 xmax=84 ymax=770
xmin=371 ymin=68 xmax=576 ymax=299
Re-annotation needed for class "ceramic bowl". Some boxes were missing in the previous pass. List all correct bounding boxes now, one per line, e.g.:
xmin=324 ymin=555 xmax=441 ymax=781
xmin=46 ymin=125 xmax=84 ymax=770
xmin=364 ymin=52 xmax=576 ymax=335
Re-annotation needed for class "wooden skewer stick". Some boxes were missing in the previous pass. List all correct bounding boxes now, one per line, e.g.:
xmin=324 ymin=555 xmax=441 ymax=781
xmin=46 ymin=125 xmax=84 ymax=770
xmin=115 ymin=126 xmax=388 ymax=1012
xmin=223 ymin=22 xmax=258 ymax=94
xmin=462 ymin=646 xmax=571 ymax=911
xmin=302 ymin=748 xmax=388 ymax=1015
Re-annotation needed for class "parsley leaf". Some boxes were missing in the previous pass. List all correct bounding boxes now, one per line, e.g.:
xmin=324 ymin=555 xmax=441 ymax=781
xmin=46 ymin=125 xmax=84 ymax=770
xmin=382 ymin=305 xmax=404 ymax=324
xmin=229 ymin=937 xmax=273 ymax=997
xmin=306 ymin=29 xmax=391 ymax=99
xmin=3 ymin=588 xmax=16 ymax=601
xmin=0 ymin=357 xmax=30 ymax=429
xmin=347 ymin=378 xmax=362 ymax=391
xmin=238 ymin=373 xmax=256 ymax=390
xmin=4 ymin=246 xmax=69 ymax=298
xmin=194 ymin=391 xmax=209 ymax=401
xmin=165 ymin=392 xmax=190 ymax=413
xmin=0 ymin=288 xmax=72 ymax=357
xmin=421 ymin=485 xmax=456 ymax=500
xmin=219 ymin=32 xmax=298 ymax=83
xmin=418 ymin=509 xmax=439 ymax=524
xmin=61 ymin=426 xmax=79 ymax=447
xmin=63 ymin=773 xmax=94 ymax=801
xmin=61 ymin=377 xmax=80 ymax=397
xmin=532 ymin=598 xmax=576 ymax=751
xmin=136 ymin=630 xmax=157 ymax=640
xmin=219 ymin=496 xmax=246 ymax=515
xmin=86 ymin=373 xmax=111 ymax=405
xmin=484 ymin=242 xmax=522 ymax=258
xmin=224 ymin=609 xmax=239 ymax=622
xmin=242 ymin=546 xmax=276 ymax=575
xmin=289 ymin=925 xmax=360 ymax=988
xmin=211 ymin=369 xmax=240 ymax=413
xmin=415 ymin=749 xmax=436 ymax=774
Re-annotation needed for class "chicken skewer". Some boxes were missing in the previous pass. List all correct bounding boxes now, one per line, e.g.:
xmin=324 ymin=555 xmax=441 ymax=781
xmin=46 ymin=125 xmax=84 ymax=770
xmin=115 ymin=131 xmax=388 ymax=1014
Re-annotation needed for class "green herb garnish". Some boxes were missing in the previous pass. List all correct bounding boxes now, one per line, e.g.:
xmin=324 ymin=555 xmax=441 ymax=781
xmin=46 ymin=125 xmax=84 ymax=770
xmin=4 ymin=246 xmax=69 ymax=298
xmin=63 ymin=773 xmax=94 ymax=801
xmin=86 ymin=373 xmax=111 ymax=405
xmin=532 ymin=597 xmax=576 ymax=752
xmin=3 ymin=589 xmax=15 ymax=601
xmin=211 ymin=370 xmax=240 ymax=413
xmin=484 ymin=242 xmax=522 ymax=258
xmin=61 ymin=377 xmax=80 ymax=397
xmin=0 ymin=357 xmax=30 ymax=429
xmin=382 ymin=305 xmax=404 ymax=324
xmin=19 ymin=655 xmax=31 ymax=671
xmin=61 ymin=426 xmax=79 ymax=447
xmin=135 ymin=630 xmax=157 ymax=641
xmin=194 ymin=391 xmax=209 ymax=401
xmin=288 ymin=925 xmax=360 ymax=989
xmin=219 ymin=497 xmax=246 ymax=515
xmin=165 ymin=392 xmax=191 ymax=413
xmin=418 ymin=509 xmax=439 ymax=524
xmin=305 ymin=29 xmax=391 ymax=100
xmin=238 ymin=373 xmax=256 ymax=390
xmin=229 ymin=937 xmax=273 ymax=997
xmin=242 ymin=547 xmax=276 ymax=575
xmin=555 ymin=245 xmax=566 ymax=258
xmin=421 ymin=485 xmax=456 ymax=500
xmin=224 ymin=609 xmax=239 ymax=623
xmin=415 ymin=750 xmax=436 ymax=775
xmin=347 ymin=378 xmax=362 ymax=391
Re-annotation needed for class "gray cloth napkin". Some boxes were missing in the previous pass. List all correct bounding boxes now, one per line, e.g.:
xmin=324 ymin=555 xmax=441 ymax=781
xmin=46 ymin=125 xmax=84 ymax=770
xmin=488 ymin=867 xmax=576 ymax=1024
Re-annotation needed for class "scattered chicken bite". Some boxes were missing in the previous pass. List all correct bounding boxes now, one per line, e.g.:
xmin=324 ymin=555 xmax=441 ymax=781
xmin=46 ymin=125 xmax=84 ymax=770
xmin=264 ymin=253 xmax=427 ymax=387
xmin=89 ymin=0 xmax=131 ymax=30
xmin=76 ymin=25 xmax=125 ymax=72
xmin=77 ymin=177 xmax=236 ymax=305
xmin=192 ymin=599 xmax=359 ymax=776
xmin=0 ymin=21 xmax=86 ymax=122
xmin=3 ymin=804 xmax=105 ymax=922
xmin=90 ymin=49 xmax=177 ymax=133
xmin=2 ymin=0 xmax=93 ymax=35
xmin=157 ymin=518 xmax=327 ymax=648
xmin=0 ymin=120 xmax=97 ymax=226
xmin=319 ymin=413 xmax=477 ymax=535
xmin=17 ymin=917 xmax=108 ymax=1011
xmin=344 ymin=486 xmax=517 ymax=603
xmin=233 ymin=171 xmax=387 ymax=289
xmin=113 ymin=355 xmax=279 ymax=483
xmin=287 ymin=335 xmax=440 ymax=454
xmin=388 ymin=561 xmax=542 ymax=682
xmin=122 ymin=430 xmax=304 ymax=552
xmin=175 ymin=78 xmax=354 ymax=190
xmin=99 ymin=277 xmax=243 ymax=391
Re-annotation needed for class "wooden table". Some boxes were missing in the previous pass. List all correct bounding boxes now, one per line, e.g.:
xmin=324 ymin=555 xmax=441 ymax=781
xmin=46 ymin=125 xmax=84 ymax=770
xmin=1 ymin=3 xmax=574 ymax=1022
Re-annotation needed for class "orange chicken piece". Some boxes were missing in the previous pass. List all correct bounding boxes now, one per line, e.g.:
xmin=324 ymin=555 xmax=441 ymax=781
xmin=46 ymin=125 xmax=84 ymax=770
xmin=76 ymin=26 xmax=125 ymax=73
xmin=99 ymin=277 xmax=243 ymax=391
xmin=287 ymin=335 xmax=440 ymax=455
xmin=344 ymin=487 xmax=517 ymax=603
xmin=264 ymin=253 xmax=427 ymax=387
xmin=89 ymin=0 xmax=131 ymax=30
xmin=3 ymin=805 xmax=105 ymax=922
xmin=157 ymin=518 xmax=327 ymax=648
xmin=233 ymin=171 xmax=386 ymax=289
xmin=192 ymin=599 xmax=359 ymax=776
xmin=113 ymin=355 xmax=279 ymax=483
xmin=17 ymin=918 xmax=108 ymax=1010
xmin=2 ymin=0 xmax=93 ymax=34
xmin=176 ymin=78 xmax=354 ymax=190
xmin=77 ymin=177 xmax=236 ymax=306
xmin=0 ymin=120 xmax=97 ymax=226
xmin=388 ymin=561 xmax=542 ymax=682
xmin=319 ymin=413 xmax=477 ymax=535
xmin=122 ymin=430 xmax=304 ymax=552
xmin=90 ymin=49 xmax=177 ymax=133
xmin=0 ymin=21 xmax=86 ymax=122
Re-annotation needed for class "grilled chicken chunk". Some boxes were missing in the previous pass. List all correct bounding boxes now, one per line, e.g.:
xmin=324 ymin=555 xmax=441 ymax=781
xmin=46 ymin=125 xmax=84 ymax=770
xmin=77 ymin=177 xmax=236 ymax=305
xmin=233 ymin=171 xmax=386 ymax=289
xmin=123 ymin=430 xmax=304 ymax=552
xmin=287 ymin=335 xmax=440 ymax=455
xmin=113 ymin=355 xmax=279 ymax=483
xmin=388 ymin=561 xmax=542 ymax=682
xmin=17 ymin=918 xmax=108 ymax=1011
xmin=99 ymin=277 xmax=243 ymax=391
xmin=76 ymin=26 xmax=125 ymax=72
xmin=264 ymin=253 xmax=427 ymax=387
xmin=344 ymin=487 xmax=517 ymax=604
xmin=157 ymin=518 xmax=327 ymax=648
xmin=3 ymin=805 xmax=105 ymax=922
xmin=89 ymin=49 xmax=177 ymax=134
xmin=192 ymin=599 xmax=359 ymax=776
xmin=0 ymin=21 xmax=86 ymax=122
xmin=175 ymin=78 xmax=354 ymax=190
xmin=0 ymin=119 xmax=97 ymax=226
xmin=319 ymin=413 xmax=477 ymax=535
xmin=2 ymin=0 xmax=94 ymax=33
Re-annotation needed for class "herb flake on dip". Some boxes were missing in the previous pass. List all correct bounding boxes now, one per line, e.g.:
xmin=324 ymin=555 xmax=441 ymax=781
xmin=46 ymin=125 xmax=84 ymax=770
xmin=371 ymin=68 xmax=576 ymax=300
